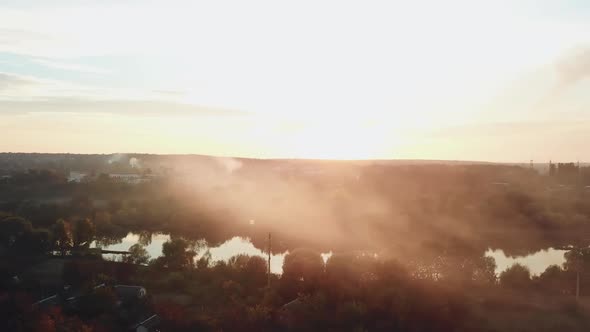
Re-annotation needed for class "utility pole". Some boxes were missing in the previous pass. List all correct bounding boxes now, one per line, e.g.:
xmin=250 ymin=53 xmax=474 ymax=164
xmin=557 ymin=245 xmax=583 ymax=301
xmin=267 ymin=232 xmax=272 ymax=288
xmin=576 ymin=268 xmax=580 ymax=301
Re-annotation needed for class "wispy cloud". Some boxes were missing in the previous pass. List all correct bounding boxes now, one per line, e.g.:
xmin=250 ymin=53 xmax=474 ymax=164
xmin=526 ymin=47 xmax=590 ymax=115
xmin=0 ymin=71 xmax=102 ymax=99
xmin=0 ymin=72 xmax=39 ymax=91
xmin=0 ymin=28 xmax=50 ymax=45
xmin=30 ymin=58 xmax=111 ymax=74
xmin=152 ymin=90 xmax=188 ymax=97
xmin=554 ymin=46 xmax=590 ymax=87
xmin=0 ymin=71 xmax=246 ymax=117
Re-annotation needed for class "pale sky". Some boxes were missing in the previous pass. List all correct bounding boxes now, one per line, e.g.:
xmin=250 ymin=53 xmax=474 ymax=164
xmin=1 ymin=0 xmax=590 ymax=161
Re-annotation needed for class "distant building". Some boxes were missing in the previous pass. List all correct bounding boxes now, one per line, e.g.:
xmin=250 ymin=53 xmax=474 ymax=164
xmin=108 ymin=174 xmax=160 ymax=185
xmin=68 ymin=171 xmax=88 ymax=183
xmin=491 ymin=182 xmax=510 ymax=186
xmin=109 ymin=174 xmax=144 ymax=184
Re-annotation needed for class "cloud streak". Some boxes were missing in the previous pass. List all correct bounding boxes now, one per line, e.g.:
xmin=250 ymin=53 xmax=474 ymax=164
xmin=0 ymin=70 xmax=247 ymax=117
xmin=0 ymin=98 xmax=248 ymax=117
xmin=0 ymin=71 xmax=246 ymax=117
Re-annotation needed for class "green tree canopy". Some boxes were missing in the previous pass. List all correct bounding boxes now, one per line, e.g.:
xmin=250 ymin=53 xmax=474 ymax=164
xmin=125 ymin=243 xmax=151 ymax=265
xmin=564 ymin=247 xmax=590 ymax=273
xmin=161 ymin=237 xmax=197 ymax=269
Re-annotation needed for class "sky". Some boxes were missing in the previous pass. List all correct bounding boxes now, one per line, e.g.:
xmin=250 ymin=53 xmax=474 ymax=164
xmin=1 ymin=0 xmax=590 ymax=161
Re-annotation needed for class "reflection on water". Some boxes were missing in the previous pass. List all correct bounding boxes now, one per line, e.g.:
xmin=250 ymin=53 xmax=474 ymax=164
xmin=92 ymin=233 xmax=170 ymax=261
xmin=94 ymin=234 xmax=572 ymax=277
xmin=93 ymin=235 xmax=569 ymax=277
xmin=486 ymin=248 xmax=567 ymax=276
xmin=206 ymin=237 xmax=287 ymax=274
xmin=92 ymin=233 xmax=333 ymax=274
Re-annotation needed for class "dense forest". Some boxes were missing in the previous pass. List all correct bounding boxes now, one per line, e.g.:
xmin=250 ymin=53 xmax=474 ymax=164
xmin=3 ymin=154 xmax=590 ymax=331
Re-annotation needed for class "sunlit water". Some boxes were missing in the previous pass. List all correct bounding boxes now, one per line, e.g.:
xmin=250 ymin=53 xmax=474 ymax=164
xmin=93 ymin=234 xmax=567 ymax=277
xmin=92 ymin=233 xmax=332 ymax=274
xmin=485 ymin=248 xmax=567 ymax=276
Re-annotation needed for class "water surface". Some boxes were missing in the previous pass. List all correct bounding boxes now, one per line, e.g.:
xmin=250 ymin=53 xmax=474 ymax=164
xmin=93 ymin=233 xmax=295 ymax=273
xmin=95 ymin=233 xmax=568 ymax=277
xmin=486 ymin=248 xmax=567 ymax=276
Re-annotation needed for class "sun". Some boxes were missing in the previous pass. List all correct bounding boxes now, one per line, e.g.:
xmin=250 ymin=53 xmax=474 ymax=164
xmin=286 ymin=120 xmax=390 ymax=160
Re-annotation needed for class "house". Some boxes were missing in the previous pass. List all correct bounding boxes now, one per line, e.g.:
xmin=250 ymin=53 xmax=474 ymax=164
xmin=282 ymin=298 xmax=303 ymax=310
xmin=132 ymin=314 xmax=161 ymax=332
xmin=33 ymin=284 xmax=81 ymax=309
xmin=34 ymin=283 xmax=142 ymax=310
xmin=114 ymin=285 xmax=147 ymax=303
xmin=279 ymin=298 xmax=304 ymax=328
xmin=32 ymin=294 xmax=59 ymax=308
xmin=33 ymin=283 xmax=159 ymax=331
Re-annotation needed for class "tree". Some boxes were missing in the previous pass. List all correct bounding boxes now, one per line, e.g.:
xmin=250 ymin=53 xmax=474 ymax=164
xmin=472 ymin=256 xmax=497 ymax=284
xmin=563 ymin=248 xmax=590 ymax=298
xmin=125 ymin=243 xmax=150 ymax=265
xmin=161 ymin=237 xmax=197 ymax=269
xmin=245 ymin=255 xmax=268 ymax=279
xmin=499 ymin=263 xmax=531 ymax=290
xmin=227 ymin=254 xmax=268 ymax=286
xmin=62 ymin=261 xmax=95 ymax=287
xmin=374 ymin=258 xmax=408 ymax=283
xmin=326 ymin=253 xmax=378 ymax=285
xmin=69 ymin=195 xmax=93 ymax=216
xmin=77 ymin=287 xmax=117 ymax=317
xmin=282 ymin=248 xmax=324 ymax=282
xmin=0 ymin=216 xmax=32 ymax=249
xmin=564 ymin=247 xmax=590 ymax=273
xmin=196 ymin=250 xmax=212 ymax=269
xmin=73 ymin=218 xmax=95 ymax=248
xmin=16 ymin=229 xmax=52 ymax=255
xmin=53 ymin=219 xmax=72 ymax=255
xmin=31 ymin=312 xmax=56 ymax=332
xmin=538 ymin=264 xmax=570 ymax=295
xmin=138 ymin=231 xmax=152 ymax=246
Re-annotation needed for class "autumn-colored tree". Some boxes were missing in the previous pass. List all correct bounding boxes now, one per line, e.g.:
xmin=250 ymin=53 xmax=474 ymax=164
xmin=73 ymin=218 xmax=96 ymax=248
xmin=53 ymin=219 xmax=73 ymax=255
